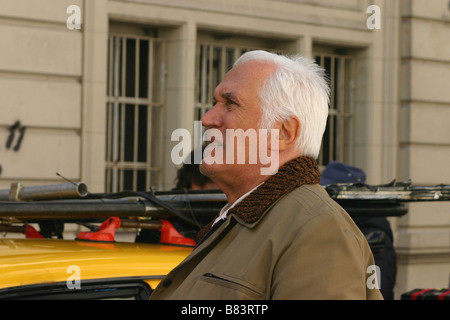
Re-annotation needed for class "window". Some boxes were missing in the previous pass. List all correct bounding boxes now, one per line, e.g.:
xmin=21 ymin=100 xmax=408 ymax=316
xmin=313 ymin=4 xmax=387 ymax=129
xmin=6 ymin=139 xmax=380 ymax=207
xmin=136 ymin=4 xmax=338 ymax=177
xmin=315 ymin=52 xmax=353 ymax=166
xmin=106 ymin=34 xmax=166 ymax=192
xmin=195 ymin=43 xmax=259 ymax=120
xmin=0 ymin=278 xmax=153 ymax=300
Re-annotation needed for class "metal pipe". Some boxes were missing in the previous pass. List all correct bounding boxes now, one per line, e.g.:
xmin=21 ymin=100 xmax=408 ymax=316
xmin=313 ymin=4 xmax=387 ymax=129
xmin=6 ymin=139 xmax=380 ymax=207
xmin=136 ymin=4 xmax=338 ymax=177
xmin=121 ymin=219 xmax=163 ymax=230
xmin=0 ymin=224 xmax=26 ymax=233
xmin=0 ymin=200 xmax=156 ymax=219
xmin=0 ymin=182 xmax=88 ymax=201
xmin=343 ymin=204 xmax=408 ymax=217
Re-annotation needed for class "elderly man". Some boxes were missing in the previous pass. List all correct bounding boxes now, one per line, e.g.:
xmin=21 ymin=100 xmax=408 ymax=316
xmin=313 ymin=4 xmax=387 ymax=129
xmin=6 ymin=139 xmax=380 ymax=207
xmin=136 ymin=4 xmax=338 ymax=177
xmin=150 ymin=50 xmax=383 ymax=300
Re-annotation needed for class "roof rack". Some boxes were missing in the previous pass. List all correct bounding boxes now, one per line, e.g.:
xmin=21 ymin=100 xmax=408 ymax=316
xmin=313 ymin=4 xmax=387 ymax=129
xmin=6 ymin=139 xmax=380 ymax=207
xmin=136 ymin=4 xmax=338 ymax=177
xmin=0 ymin=181 xmax=449 ymax=221
xmin=0 ymin=180 xmax=449 ymax=242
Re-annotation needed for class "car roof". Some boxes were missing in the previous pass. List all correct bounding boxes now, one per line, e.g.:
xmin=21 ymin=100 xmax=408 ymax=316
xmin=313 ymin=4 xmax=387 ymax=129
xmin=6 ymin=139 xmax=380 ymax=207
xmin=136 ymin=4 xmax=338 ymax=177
xmin=0 ymin=238 xmax=192 ymax=290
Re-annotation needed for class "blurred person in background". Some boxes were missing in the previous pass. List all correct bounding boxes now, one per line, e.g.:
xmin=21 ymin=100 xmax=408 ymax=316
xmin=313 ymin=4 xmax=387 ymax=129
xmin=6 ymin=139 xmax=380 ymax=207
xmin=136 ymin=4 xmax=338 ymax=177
xmin=135 ymin=147 xmax=217 ymax=244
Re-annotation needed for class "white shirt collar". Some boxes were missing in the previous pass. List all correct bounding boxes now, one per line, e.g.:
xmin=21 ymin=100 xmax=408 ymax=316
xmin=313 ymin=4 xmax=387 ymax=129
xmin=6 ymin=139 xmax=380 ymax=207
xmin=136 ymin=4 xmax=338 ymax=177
xmin=212 ymin=183 xmax=263 ymax=226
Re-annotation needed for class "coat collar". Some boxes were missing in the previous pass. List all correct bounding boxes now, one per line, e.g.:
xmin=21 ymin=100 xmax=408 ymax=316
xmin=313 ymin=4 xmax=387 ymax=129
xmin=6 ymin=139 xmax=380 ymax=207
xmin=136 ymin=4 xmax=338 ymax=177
xmin=197 ymin=156 xmax=321 ymax=240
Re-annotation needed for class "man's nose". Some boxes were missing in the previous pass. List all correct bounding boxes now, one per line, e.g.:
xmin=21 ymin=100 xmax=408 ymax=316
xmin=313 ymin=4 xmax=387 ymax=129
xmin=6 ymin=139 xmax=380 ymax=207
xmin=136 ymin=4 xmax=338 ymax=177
xmin=200 ymin=106 xmax=222 ymax=128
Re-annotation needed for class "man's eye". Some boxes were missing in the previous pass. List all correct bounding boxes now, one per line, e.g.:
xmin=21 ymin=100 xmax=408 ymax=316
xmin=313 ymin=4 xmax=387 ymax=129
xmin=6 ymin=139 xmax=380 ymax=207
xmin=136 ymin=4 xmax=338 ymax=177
xmin=226 ymin=100 xmax=237 ymax=109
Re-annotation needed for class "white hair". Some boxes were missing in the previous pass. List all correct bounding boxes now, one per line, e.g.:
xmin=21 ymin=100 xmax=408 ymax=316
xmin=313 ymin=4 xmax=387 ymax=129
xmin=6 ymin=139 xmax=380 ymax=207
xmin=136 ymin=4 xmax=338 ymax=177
xmin=233 ymin=50 xmax=330 ymax=159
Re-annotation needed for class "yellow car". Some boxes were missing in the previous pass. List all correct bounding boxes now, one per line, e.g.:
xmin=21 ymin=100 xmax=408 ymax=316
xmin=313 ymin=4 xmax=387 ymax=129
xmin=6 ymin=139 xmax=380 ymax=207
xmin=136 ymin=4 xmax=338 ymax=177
xmin=0 ymin=237 xmax=192 ymax=300
xmin=0 ymin=183 xmax=214 ymax=300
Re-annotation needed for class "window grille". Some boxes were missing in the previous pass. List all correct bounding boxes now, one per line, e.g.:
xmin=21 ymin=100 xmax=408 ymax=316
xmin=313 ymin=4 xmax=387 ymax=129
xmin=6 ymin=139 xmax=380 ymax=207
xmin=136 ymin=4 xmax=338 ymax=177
xmin=315 ymin=53 xmax=353 ymax=166
xmin=105 ymin=34 xmax=166 ymax=192
xmin=195 ymin=43 xmax=261 ymax=120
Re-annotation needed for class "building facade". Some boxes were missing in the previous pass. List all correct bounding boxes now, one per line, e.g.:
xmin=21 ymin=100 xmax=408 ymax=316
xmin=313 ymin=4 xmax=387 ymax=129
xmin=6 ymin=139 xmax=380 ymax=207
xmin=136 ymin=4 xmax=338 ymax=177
xmin=0 ymin=0 xmax=449 ymax=299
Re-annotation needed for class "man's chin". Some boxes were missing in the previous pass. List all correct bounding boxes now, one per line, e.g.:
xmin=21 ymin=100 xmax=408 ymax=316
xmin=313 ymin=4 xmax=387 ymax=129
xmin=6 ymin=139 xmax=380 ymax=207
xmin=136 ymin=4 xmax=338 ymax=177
xmin=199 ymin=158 xmax=228 ymax=178
xmin=199 ymin=160 xmax=215 ymax=177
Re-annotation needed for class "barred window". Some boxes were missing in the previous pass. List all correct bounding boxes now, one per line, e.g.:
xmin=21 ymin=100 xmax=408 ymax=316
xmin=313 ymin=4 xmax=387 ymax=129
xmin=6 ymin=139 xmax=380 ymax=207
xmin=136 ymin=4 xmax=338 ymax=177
xmin=195 ymin=43 xmax=258 ymax=120
xmin=195 ymin=43 xmax=248 ymax=120
xmin=315 ymin=52 xmax=353 ymax=166
xmin=105 ymin=34 xmax=165 ymax=192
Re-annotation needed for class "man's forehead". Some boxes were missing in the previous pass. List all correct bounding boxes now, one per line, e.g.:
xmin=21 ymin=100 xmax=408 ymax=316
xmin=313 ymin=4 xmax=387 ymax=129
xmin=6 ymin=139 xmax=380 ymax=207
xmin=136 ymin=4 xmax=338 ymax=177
xmin=215 ymin=60 xmax=276 ymax=97
xmin=228 ymin=60 xmax=276 ymax=80
xmin=214 ymin=78 xmax=240 ymax=99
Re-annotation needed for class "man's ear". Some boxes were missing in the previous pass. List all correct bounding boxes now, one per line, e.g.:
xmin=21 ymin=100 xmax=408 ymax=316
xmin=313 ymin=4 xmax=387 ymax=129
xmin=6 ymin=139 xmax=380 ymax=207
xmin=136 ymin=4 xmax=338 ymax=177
xmin=277 ymin=116 xmax=301 ymax=151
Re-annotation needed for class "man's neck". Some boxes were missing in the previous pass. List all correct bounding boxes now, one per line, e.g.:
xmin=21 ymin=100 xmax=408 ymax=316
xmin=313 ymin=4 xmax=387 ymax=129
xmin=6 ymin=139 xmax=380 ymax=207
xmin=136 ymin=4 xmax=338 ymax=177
xmin=219 ymin=174 xmax=268 ymax=206
xmin=212 ymin=153 xmax=296 ymax=205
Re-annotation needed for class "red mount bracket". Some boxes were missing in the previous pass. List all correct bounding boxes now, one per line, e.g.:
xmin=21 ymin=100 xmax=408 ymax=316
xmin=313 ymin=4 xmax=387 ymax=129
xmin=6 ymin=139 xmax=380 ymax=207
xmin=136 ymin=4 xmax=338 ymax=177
xmin=76 ymin=217 xmax=121 ymax=242
xmin=75 ymin=217 xmax=196 ymax=246
xmin=24 ymin=225 xmax=45 ymax=239
xmin=159 ymin=219 xmax=196 ymax=247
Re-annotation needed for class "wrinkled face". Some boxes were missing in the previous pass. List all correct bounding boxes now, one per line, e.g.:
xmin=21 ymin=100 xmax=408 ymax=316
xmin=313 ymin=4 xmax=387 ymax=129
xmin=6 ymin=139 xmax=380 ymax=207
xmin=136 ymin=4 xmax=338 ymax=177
xmin=199 ymin=60 xmax=277 ymax=185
